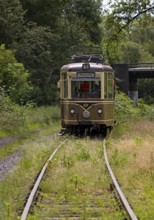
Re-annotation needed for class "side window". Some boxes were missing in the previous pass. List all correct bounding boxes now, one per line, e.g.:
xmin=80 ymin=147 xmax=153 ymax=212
xmin=64 ymin=73 xmax=68 ymax=98
xmin=104 ymin=72 xmax=114 ymax=99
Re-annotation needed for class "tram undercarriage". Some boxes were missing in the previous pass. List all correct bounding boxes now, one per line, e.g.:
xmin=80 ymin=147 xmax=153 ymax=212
xmin=60 ymin=123 xmax=113 ymax=137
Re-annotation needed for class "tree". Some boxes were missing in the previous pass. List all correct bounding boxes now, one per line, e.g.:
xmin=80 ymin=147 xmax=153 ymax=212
xmin=13 ymin=25 xmax=59 ymax=105
xmin=0 ymin=0 xmax=25 ymax=46
xmin=102 ymin=0 xmax=154 ymax=62
xmin=130 ymin=14 xmax=154 ymax=58
xmin=20 ymin=0 xmax=63 ymax=29
xmin=0 ymin=0 xmax=103 ymax=105
xmin=105 ymin=0 xmax=154 ymax=38
xmin=0 ymin=45 xmax=31 ymax=103
xmin=20 ymin=0 xmax=103 ymax=45
xmin=66 ymin=0 xmax=102 ymax=44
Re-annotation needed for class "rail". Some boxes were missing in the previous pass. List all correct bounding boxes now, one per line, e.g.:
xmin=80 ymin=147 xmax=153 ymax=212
xmin=103 ymin=140 xmax=138 ymax=220
xmin=21 ymin=138 xmax=67 ymax=220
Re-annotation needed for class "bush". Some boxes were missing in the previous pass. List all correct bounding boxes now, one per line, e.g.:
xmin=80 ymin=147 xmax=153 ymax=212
xmin=115 ymin=89 xmax=154 ymax=121
xmin=138 ymin=99 xmax=154 ymax=120
xmin=0 ymin=44 xmax=32 ymax=104
xmin=0 ymin=89 xmax=28 ymax=133
xmin=115 ymin=89 xmax=138 ymax=120
xmin=25 ymin=106 xmax=60 ymax=128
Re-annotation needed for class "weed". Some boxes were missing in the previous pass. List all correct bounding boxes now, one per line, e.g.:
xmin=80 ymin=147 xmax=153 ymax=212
xmin=111 ymin=148 xmax=128 ymax=166
xmin=21 ymin=158 xmax=33 ymax=170
xmin=134 ymin=136 xmax=143 ymax=146
xmin=62 ymin=154 xmax=74 ymax=169
xmin=74 ymin=140 xmax=83 ymax=149
xmin=70 ymin=173 xmax=86 ymax=190
xmin=111 ymin=122 xmax=130 ymax=139
xmin=75 ymin=148 xmax=90 ymax=161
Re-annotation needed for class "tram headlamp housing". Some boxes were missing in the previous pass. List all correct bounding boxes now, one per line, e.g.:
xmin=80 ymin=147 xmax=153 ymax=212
xmin=98 ymin=109 xmax=102 ymax=114
xmin=70 ymin=109 xmax=75 ymax=114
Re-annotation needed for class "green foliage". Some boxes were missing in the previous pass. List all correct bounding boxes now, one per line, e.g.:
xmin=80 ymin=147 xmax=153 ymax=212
xmin=0 ymin=0 xmax=25 ymax=46
xmin=21 ymin=0 xmax=102 ymax=44
xmin=134 ymin=136 xmax=143 ymax=146
xmin=70 ymin=0 xmax=102 ymax=44
xmin=15 ymin=0 xmax=103 ymax=105
xmin=115 ymin=89 xmax=154 ymax=121
xmin=102 ymin=3 xmax=154 ymax=63
xmin=70 ymin=173 xmax=85 ymax=189
xmin=112 ymin=123 xmax=130 ymax=139
xmin=118 ymin=41 xmax=141 ymax=63
xmin=0 ymin=45 xmax=32 ymax=103
xmin=137 ymin=99 xmax=154 ymax=120
xmin=62 ymin=154 xmax=74 ymax=169
xmin=0 ymin=0 xmax=153 ymax=106
xmin=25 ymin=106 xmax=60 ymax=129
xmin=20 ymin=0 xmax=62 ymax=29
xmin=111 ymin=149 xmax=128 ymax=166
xmin=115 ymin=89 xmax=137 ymax=119
xmin=0 ymin=88 xmax=60 ymax=134
xmin=13 ymin=25 xmax=61 ymax=105
xmin=138 ymin=79 xmax=154 ymax=105
xmin=75 ymin=148 xmax=91 ymax=161
xmin=0 ymin=89 xmax=28 ymax=132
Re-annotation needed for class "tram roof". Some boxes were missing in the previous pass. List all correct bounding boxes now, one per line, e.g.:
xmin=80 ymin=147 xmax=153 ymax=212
xmin=60 ymin=62 xmax=113 ymax=73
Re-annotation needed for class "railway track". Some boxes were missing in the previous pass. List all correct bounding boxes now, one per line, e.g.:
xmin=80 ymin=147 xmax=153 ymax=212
xmin=21 ymin=137 xmax=138 ymax=220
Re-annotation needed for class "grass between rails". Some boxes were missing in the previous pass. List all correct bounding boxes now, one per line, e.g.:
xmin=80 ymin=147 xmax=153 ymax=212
xmin=108 ymin=120 xmax=154 ymax=220
xmin=0 ymin=129 xmax=62 ymax=220
xmin=28 ymin=138 xmax=126 ymax=220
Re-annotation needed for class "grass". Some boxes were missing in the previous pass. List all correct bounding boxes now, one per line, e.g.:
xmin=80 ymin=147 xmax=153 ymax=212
xmin=0 ymin=105 xmax=60 ymax=161
xmin=0 ymin=105 xmax=60 ymax=138
xmin=108 ymin=120 xmax=154 ymax=220
xmin=0 ymin=105 xmax=61 ymax=219
xmin=0 ymin=129 xmax=61 ymax=220
xmin=0 ymin=98 xmax=153 ymax=219
xmin=25 ymin=106 xmax=60 ymax=130
xmin=0 ymin=122 xmax=60 ymax=161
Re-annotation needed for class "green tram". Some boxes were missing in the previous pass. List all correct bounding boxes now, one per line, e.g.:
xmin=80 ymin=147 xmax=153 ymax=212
xmin=58 ymin=47 xmax=115 ymax=135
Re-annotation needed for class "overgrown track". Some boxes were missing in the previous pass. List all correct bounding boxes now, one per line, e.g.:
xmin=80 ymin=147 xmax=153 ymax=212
xmin=103 ymin=140 xmax=138 ymax=220
xmin=21 ymin=138 xmax=67 ymax=220
xmin=20 ymin=137 xmax=138 ymax=220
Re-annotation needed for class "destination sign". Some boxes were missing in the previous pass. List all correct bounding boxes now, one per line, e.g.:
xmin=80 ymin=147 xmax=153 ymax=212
xmin=77 ymin=72 xmax=95 ymax=78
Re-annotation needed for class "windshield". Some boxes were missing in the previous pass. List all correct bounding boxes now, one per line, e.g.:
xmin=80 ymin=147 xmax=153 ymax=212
xmin=71 ymin=79 xmax=101 ymax=98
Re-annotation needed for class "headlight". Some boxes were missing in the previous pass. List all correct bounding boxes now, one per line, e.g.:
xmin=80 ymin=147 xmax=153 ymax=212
xmin=98 ymin=109 xmax=102 ymax=114
xmin=83 ymin=110 xmax=90 ymax=119
xmin=70 ymin=109 xmax=75 ymax=114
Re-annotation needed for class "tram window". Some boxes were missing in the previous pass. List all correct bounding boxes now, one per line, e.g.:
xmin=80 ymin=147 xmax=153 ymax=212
xmin=104 ymin=72 xmax=114 ymax=99
xmin=71 ymin=80 xmax=100 ymax=98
